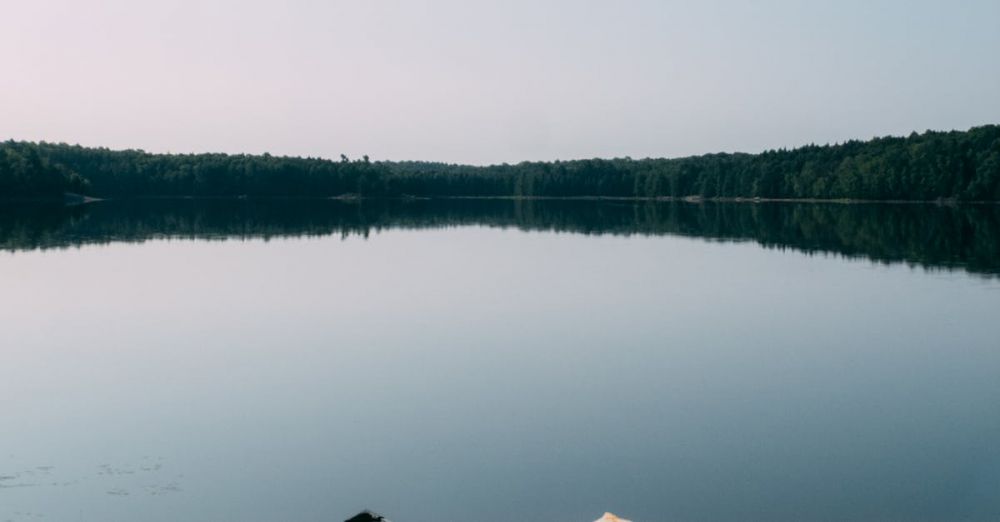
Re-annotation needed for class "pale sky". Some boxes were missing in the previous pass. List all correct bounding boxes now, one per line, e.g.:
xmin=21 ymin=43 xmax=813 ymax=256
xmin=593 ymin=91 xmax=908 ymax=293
xmin=2 ymin=0 xmax=999 ymax=164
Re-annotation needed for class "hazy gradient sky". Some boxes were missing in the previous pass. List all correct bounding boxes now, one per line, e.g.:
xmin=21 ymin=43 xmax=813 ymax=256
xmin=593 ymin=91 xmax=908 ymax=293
xmin=2 ymin=0 xmax=999 ymax=164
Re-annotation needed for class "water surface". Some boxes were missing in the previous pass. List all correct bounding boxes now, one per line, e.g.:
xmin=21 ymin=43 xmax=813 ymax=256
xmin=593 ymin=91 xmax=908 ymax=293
xmin=1 ymin=201 xmax=999 ymax=522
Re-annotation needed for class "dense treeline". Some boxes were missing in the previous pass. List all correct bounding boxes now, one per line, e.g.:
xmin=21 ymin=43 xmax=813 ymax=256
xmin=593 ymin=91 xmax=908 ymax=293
xmin=2 ymin=125 xmax=999 ymax=200
xmin=0 ymin=142 xmax=381 ymax=198
xmin=3 ymin=199 xmax=999 ymax=276
xmin=0 ymin=142 xmax=90 ymax=198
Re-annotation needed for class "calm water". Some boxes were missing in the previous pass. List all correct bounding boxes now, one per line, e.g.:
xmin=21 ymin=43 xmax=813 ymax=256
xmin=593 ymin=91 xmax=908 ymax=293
xmin=1 ymin=201 xmax=999 ymax=522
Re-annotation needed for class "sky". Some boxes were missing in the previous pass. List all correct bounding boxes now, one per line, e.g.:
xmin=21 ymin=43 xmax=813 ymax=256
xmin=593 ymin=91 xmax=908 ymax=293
xmin=2 ymin=0 xmax=999 ymax=165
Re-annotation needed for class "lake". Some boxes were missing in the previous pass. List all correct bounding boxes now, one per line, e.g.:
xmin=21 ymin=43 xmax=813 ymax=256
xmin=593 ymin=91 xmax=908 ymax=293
xmin=1 ymin=200 xmax=999 ymax=522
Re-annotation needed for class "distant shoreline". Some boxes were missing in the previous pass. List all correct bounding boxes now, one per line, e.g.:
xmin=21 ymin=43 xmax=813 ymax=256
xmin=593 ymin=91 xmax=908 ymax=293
xmin=3 ymin=125 xmax=999 ymax=203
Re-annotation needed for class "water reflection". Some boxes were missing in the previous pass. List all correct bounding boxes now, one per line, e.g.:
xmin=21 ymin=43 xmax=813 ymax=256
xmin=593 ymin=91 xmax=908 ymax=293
xmin=3 ymin=199 xmax=998 ymax=276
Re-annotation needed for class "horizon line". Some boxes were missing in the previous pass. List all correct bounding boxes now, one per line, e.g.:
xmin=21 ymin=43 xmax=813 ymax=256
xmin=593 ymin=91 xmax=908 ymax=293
xmin=5 ymin=123 xmax=996 ymax=167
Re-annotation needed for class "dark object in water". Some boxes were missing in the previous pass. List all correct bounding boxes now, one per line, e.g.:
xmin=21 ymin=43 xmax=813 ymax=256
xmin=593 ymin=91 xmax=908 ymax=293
xmin=345 ymin=511 xmax=388 ymax=522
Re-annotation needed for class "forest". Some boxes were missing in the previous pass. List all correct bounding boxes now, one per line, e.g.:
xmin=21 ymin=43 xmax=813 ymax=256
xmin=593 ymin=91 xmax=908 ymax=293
xmin=1 ymin=125 xmax=998 ymax=201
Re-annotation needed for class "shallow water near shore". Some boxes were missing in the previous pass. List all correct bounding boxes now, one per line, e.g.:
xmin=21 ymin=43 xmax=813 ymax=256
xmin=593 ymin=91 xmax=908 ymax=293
xmin=1 ymin=201 xmax=999 ymax=522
